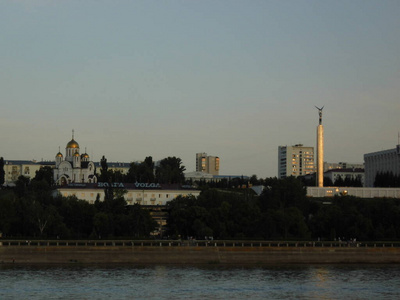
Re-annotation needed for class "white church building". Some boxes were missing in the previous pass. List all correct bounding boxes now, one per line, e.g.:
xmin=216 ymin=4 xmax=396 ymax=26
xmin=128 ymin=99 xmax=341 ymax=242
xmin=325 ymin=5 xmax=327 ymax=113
xmin=53 ymin=132 xmax=97 ymax=185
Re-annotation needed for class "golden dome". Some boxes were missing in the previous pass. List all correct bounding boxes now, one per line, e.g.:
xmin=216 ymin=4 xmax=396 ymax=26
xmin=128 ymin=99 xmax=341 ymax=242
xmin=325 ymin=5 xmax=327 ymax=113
xmin=56 ymin=152 xmax=63 ymax=157
xmin=73 ymin=152 xmax=80 ymax=157
xmin=66 ymin=139 xmax=79 ymax=149
xmin=81 ymin=153 xmax=89 ymax=158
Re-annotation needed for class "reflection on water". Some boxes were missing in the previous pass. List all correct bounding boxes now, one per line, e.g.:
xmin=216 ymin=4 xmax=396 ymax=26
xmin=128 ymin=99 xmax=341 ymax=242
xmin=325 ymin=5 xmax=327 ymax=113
xmin=1 ymin=264 xmax=400 ymax=299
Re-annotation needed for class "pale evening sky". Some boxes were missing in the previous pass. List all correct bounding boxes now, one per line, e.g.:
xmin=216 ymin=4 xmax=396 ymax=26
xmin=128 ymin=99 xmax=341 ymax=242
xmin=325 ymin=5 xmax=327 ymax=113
xmin=0 ymin=0 xmax=399 ymax=178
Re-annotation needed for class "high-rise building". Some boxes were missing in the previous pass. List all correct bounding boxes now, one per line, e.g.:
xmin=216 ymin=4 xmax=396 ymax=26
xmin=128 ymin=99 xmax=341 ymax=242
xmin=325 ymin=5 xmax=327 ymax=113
xmin=278 ymin=144 xmax=315 ymax=179
xmin=364 ymin=145 xmax=400 ymax=187
xmin=196 ymin=153 xmax=220 ymax=175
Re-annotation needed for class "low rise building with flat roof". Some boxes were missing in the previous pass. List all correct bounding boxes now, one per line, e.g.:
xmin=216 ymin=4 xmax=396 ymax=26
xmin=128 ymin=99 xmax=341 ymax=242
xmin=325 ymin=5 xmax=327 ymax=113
xmin=56 ymin=182 xmax=200 ymax=206
xmin=307 ymin=186 xmax=400 ymax=198
xmin=324 ymin=168 xmax=364 ymax=186
xmin=2 ymin=160 xmax=54 ymax=186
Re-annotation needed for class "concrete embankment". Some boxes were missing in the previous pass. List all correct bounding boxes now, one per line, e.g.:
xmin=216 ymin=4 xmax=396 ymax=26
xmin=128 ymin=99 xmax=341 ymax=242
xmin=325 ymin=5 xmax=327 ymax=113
xmin=1 ymin=245 xmax=400 ymax=265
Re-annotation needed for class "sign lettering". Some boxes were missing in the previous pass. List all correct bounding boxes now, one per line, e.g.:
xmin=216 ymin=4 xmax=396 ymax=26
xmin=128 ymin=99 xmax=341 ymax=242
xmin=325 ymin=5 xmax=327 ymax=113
xmin=98 ymin=182 xmax=125 ymax=188
xmin=134 ymin=182 xmax=161 ymax=188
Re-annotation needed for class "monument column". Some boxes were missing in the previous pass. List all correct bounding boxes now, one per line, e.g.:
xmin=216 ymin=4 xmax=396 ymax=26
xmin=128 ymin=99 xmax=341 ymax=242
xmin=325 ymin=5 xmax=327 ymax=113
xmin=315 ymin=106 xmax=324 ymax=187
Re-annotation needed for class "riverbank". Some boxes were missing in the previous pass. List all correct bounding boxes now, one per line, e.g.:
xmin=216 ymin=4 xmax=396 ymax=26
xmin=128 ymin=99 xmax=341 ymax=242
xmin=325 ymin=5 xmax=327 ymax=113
xmin=2 ymin=243 xmax=400 ymax=265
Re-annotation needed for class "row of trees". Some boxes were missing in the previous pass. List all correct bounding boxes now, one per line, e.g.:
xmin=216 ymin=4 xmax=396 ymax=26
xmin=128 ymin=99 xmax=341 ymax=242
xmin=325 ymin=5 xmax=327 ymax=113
xmin=0 ymin=174 xmax=157 ymax=238
xmin=374 ymin=171 xmax=400 ymax=187
xmin=98 ymin=156 xmax=185 ymax=184
xmin=300 ymin=174 xmax=362 ymax=187
xmin=167 ymin=177 xmax=400 ymax=241
xmin=2 ymin=155 xmax=400 ymax=241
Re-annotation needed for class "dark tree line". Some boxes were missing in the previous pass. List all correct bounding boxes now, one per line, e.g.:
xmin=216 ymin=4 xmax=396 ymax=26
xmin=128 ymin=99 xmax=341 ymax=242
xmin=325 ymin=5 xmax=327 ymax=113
xmin=301 ymin=173 xmax=363 ymax=187
xmin=3 ymin=160 xmax=400 ymax=241
xmin=166 ymin=177 xmax=400 ymax=241
xmin=99 ymin=156 xmax=185 ymax=184
xmin=374 ymin=171 xmax=400 ymax=187
xmin=333 ymin=175 xmax=363 ymax=187
xmin=0 ymin=171 xmax=157 ymax=239
xmin=191 ymin=176 xmax=251 ymax=190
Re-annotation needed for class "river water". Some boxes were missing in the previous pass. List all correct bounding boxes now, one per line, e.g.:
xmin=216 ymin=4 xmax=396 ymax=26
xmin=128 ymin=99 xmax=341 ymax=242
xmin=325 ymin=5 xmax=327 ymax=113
xmin=1 ymin=264 xmax=399 ymax=299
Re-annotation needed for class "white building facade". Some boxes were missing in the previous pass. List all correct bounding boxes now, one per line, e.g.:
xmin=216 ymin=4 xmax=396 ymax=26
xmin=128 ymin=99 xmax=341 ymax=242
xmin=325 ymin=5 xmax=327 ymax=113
xmin=324 ymin=168 xmax=365 ymax=186
xmin=364 ymin=145 xmax=400 ymax=187
xmin=2 ymin=160 xmax=54 ymax=186
xmin=307 ymin=186 xmax=400 ymax=198
xmin=57 ymin=182 xmax=200 ymax=205
xmin=278 ymin=144 xmax=315 ymax=178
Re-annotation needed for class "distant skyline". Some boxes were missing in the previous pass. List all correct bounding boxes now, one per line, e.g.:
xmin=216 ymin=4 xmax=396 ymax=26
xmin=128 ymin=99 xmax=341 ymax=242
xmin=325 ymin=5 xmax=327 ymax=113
xmin=1 ymin=0 xmax=399 ymax=178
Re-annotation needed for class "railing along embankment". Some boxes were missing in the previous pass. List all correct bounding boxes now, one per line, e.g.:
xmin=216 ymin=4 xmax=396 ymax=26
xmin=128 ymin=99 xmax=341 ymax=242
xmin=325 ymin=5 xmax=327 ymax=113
xmin=1 ymin=240 xmax=400 ymax=248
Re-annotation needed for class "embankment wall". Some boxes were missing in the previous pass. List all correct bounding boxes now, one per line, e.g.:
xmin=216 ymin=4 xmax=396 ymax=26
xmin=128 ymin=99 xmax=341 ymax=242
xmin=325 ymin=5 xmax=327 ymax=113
xmin=1 ymin=246 xmax=400 ymax=265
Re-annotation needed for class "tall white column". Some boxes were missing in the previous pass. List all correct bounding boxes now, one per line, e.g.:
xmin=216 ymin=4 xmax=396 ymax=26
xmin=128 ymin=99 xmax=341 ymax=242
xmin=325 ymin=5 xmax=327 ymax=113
xmin=317 ymin=124 xmax=324 ymax=187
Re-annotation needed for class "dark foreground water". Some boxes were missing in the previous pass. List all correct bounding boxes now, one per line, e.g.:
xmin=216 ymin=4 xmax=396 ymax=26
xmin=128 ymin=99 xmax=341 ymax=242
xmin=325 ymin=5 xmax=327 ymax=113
xmin=1 ymin=264 xmax=400 ymax=299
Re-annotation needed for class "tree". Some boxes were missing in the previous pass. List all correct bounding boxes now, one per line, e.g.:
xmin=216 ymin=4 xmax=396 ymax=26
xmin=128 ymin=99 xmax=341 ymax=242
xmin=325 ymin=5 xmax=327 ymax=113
xmin=141 ymin=157 xmax=155 ymax=182
xmin=33 ymin=166 xmax=54 ymax=186
xmin=57 ymin=196 xmax=95 ymax=238
xmin=334 ymin=175 xmax=344 ymax=187
xmin=374 ymin=171 xmax=400 ymax=187
xmin=93 ymin=212 xmax=112 ymax=238
xmin=99 ymin=155 xmax=111 ymax=182
xmin=127 ymin=204 xmax=158 ymax=237
xmin=14 ymin=175 xmax=30 ymax=198
xmin=125 ymin=157 xmax=155 ymax=183
xmin=0 ymin=192 xmax=18 ymax=235
xmin=155 ymin=157 xmax=186 ymax=184
xmin=259 ymin=177 xmax=308 ymax=212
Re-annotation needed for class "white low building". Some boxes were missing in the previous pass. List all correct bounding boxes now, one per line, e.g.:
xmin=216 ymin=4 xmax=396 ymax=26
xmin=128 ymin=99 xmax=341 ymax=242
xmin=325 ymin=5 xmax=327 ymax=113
xmin=307 ymin=187 xmax=400 ymax=198
xmin=56 ymin=182 xmax=200 ymax=205
xmin=324 ymin=168 xmax=365 ymax=186
xmin=2 ymin=160 xmax=54 ymax=186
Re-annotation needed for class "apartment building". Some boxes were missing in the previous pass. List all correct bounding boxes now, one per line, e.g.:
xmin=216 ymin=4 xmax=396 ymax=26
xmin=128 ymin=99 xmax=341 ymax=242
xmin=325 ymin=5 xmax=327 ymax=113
xmin=195 ymin=153 xmax=220 ymax=175
xmin=278 ymin=144 xmax=315 ymax=178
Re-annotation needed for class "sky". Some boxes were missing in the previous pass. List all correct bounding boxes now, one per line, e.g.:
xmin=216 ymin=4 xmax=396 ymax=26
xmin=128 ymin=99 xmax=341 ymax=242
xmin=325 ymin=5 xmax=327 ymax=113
xmin=1 ymin=0 xmax=399 ymax=178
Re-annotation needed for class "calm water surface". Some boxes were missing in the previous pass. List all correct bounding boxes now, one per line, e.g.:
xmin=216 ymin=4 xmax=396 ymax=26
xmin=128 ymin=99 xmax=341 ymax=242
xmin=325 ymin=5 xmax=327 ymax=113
xmin=1 ymin=264 xmax=399 ymax=299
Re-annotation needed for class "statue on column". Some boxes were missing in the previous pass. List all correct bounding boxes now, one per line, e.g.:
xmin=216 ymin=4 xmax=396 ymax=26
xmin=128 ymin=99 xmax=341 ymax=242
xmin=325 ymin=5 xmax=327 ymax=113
xmin=315 ymin=106 xmax=324 ymax=125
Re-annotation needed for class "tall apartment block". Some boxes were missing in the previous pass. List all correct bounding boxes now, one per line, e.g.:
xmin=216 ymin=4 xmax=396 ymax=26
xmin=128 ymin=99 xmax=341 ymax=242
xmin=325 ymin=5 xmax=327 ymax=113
xmin=278 ymin=144 xmax=315 ymax=179
xmin=196 ymin=153 xmax=220 ymax=175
